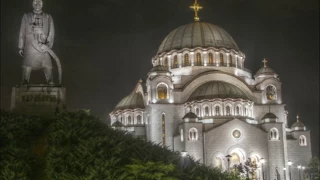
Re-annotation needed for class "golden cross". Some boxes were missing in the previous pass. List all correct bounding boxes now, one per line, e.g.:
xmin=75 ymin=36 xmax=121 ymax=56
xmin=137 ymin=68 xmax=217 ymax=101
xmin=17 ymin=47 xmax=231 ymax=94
xmin=262 ymin=58 xmax=268 ymax=67
xmin=190 ymin=0 xmax=203 ymax=22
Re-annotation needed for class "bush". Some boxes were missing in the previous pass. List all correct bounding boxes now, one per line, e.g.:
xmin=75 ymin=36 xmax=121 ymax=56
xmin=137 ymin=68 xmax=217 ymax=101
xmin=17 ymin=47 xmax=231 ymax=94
xmin=1 ymin=110 xmax=241 ymax=180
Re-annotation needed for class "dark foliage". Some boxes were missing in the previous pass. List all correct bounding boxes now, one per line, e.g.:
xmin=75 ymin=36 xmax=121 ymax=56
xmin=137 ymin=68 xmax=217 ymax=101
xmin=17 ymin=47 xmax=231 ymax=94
xmin=1 ymin=110 xmax=241 ymax=180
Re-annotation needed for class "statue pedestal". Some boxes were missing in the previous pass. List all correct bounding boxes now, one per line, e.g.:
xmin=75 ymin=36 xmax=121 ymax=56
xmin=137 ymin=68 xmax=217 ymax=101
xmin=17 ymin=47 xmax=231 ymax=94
xmin=10 ymin=84 xmax=66 ymax=116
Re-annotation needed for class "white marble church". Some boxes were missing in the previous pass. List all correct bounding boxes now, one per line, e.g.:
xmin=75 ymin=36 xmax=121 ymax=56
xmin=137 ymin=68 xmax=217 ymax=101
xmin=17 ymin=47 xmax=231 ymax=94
xmin=109 ymin=1 xmax=312 ymax=180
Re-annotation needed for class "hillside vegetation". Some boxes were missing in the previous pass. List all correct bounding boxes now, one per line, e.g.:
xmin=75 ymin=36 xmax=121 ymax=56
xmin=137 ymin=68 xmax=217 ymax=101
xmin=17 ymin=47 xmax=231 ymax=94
xmin=0 ymin=110 xmax=240 ymax=180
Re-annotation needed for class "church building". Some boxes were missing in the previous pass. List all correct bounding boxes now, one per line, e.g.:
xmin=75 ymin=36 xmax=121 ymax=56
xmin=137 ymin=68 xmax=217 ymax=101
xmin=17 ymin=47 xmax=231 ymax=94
xmin=109 ymin=1 xmax=312 ymax=179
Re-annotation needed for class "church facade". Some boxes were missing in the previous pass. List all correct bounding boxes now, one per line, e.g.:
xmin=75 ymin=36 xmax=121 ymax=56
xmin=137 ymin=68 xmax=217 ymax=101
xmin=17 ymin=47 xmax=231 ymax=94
xmin=109 ymin=3 xmax=312 ymax=180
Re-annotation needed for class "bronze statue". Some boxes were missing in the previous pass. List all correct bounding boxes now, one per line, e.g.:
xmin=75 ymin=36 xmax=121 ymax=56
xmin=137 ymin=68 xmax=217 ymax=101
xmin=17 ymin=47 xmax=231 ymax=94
xmin=19 ymin=0 xmax=61 ymax=85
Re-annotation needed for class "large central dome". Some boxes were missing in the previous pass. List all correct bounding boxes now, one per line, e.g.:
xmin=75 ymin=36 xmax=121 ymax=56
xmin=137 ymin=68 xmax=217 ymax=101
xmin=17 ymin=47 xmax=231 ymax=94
xmin=157 ymin=22 xmax=239 ymax=54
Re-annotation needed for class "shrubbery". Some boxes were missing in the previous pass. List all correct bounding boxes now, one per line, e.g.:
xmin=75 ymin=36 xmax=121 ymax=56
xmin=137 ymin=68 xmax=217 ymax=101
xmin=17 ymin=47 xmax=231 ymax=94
xmin=1 ymin=110 xmax=240 ymax=180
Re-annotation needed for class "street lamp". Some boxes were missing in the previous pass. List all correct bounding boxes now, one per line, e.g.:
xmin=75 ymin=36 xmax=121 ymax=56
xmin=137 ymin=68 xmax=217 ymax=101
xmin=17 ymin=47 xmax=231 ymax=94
xmin=225 ymin=154 xmax=232 ymax=172
xmin=288 ymin=160 xmax=293 ymax=180
xmin=298 ymin=165 xmax=302 ymax=180
xmin=302 ymin=166 xmax=305 ymax=180
xmin=283 ymin=168 xmax=287 ymax=180
xmin=261 ymin=158 xmax=266 ymax=180
xmin=181 ymin=150 xmax=188 ymax=168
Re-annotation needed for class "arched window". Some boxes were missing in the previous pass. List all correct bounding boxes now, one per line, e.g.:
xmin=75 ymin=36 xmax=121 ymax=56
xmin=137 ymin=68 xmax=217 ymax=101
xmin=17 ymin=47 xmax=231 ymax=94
xmin=195 ymin=107 xmax=200 ymax=117
xmin=196 ymin=53 xmax=201 ymax=66
xmin=270 ymin=128 xmax=279 ymax=140
xmin=219 ymin=53 xmax=224 ymax=65
xmin=189 ymin=128 xmax=198 ymax=140
xmin=173 ymin=55 xmax=178 ymax=68
xmin=209 ymin=53 xmax=214 ymax=65
xmin=215 ymin=157 xmax=223 ymax=169
xmin=157 ymin=83 xmax=168 ymax=99
xmin=184 ymin=54 xmax=189 ymax=66
xmin=244 ymin=107 xmax=248 ymax=116
xmin=215 ymin=106 xmax=220 ymax=116
xmin=164 ymin=58 xmax=168 ymax=67
xmin=119 ymin=116 xmax=122 ymax=123
xmin=181 ymin=129 xmax=184 ymax=142
xmin=299 ymin=135 xmax=307 ymax=146
xmin=204 ymin=106 xmax=209 ymax=117
xmin=236 ymin=106 xmax=240 ymax=116
xmin=137 ymin=115 xmax=142 ymax=124
xmin=162 ymin=114 xmax=166 ymax=147
xmin=230 ymin=153 xmax=240 ymax=166
xmin=128 ymin=116 xmax=132 ymax=125
xmin=229 ymin=55 xmax=233 ymax=65
xmin=226 ymin=106 xmax=231 ymax=116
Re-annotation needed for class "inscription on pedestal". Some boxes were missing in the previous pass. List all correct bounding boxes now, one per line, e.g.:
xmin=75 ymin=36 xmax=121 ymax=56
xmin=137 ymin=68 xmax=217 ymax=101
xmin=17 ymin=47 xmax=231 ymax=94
xmin=11 ymin=85 xmax=66 ymax=116
xmin=20 ymin=94 xmax=57 ymax=103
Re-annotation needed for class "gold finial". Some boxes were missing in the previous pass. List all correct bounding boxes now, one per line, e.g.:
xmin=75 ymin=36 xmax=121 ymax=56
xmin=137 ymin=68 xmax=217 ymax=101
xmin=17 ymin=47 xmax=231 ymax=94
xmin=262 ymin=58 xmax=268 ymax=68
xmin=138 ymin=79 xmax=143 ymax=83
xmin=190 ymin=0 xmax=203 ymax=22
xmin=296 ymin=115 xmax=299 ymax=122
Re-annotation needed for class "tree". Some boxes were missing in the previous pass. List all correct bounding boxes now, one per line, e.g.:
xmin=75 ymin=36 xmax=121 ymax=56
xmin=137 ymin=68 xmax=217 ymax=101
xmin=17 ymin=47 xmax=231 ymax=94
xmin=306 ymin=157 xmax=319 ymax=180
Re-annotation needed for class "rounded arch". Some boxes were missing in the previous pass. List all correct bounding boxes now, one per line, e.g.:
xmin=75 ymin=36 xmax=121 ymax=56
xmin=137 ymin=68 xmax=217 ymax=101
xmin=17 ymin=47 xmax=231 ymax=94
xmin=181 ymin=71 xmax=256 ymax=103
xmin=270 ymin=128 xmax=279 ymax=140
xmin=213 ymin=104 xmax=223 ymax=116
xmin=214 ymin=154 xmax=227 ymax=171
xmin=196 ymin=52 xmax=202 ymax=66
xmin=194 ymin=106 xmax=201 ymax=117
xmin=184 ymin=53 xmax=190 ymax=66
xmin=225 ymin=103 xmax=233 ymax=116
xmin=299 ymin=135 xmax=307 ymax=146
xmin=127 ymin=115 xmax=132 ymax=125
xmin=202 ymin=104 xmax=210 ymax=117
xmin=136 ymin=114 xmax=142 ymax=124
xmin=189 ymin=127 xmax=198 ymax=141
xmin=244 ymin=105 xmax=249 ymax=117
xmin=156 ymin=82 xmax=168 ymax=100
xmin=235 ymin=104 xmax=242 ymax=116
xmin=227 ymin=146 xmax=248 ymax=164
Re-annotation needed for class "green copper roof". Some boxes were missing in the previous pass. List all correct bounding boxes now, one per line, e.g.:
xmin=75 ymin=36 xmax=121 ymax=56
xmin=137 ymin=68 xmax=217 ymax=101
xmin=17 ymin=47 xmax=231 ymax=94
xmin=114 ymin=92 xmax=144 ymax=111
xmin=112 ymin=121 xmax=124 ymax=127
xmin=157 ymin=22 xmax=239 ymax=54
xmin=188 ymin=81 xmax=248 ymax=102
xmin=255 ymin=67 xmax=276 ymax=76
xmin=149 ymin=65 xmax=170 ymax=73
xmin=291 ymin=121 xmax=305 ymax=129
xmin=261 ymin=113 xmax=278 ymax=120
xmin=182 ymin=112 xmax=198 ymax=119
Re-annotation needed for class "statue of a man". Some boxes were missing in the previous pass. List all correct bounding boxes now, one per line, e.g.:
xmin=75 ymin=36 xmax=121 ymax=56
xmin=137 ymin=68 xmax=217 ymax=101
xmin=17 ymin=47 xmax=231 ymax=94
xmin=19 ymin=0 xmax=59 ymax=85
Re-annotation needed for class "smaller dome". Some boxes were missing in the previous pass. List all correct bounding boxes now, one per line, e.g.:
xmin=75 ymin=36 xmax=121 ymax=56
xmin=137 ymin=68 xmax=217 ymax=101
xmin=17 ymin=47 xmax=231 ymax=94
xmin=188 ymin=81 xmax=248 ymax=102
xmin=261 ymin=112 xmax=278 ymax=123
xmin=114 ymin=92 xmax=144 ymax=111
xmin=112 ymin=121 xmax=124 ymax=127
xmin=255 ymin=67 xmax=277 ymax=76
xmin=262 ymin=113 xmax=278 ymax=120
xmin=182 ymin=112 xmax=198 ymax=119
xmin=149 ymin=65 xmax=170 ymax=73
xmin=291 ymin=115 xmax=306 ymax=131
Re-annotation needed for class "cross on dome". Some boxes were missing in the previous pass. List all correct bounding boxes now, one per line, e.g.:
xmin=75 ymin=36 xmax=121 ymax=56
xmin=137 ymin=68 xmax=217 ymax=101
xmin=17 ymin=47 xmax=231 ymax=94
xmin=190 ymin=0 xmax=203 ymax=22
xmin=262 ymin=58 xmax=268 ymax=67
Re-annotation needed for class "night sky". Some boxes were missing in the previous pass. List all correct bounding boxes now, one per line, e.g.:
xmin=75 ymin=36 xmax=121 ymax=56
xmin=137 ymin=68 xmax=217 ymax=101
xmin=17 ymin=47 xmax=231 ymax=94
xmin=1 ymin=0 xmax=319 ymax=156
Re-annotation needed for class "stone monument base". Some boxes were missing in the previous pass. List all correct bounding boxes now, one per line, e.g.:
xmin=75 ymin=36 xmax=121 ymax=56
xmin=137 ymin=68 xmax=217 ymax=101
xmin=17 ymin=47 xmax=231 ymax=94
xmin=10 ymin=84 xmax=66 ymax=117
